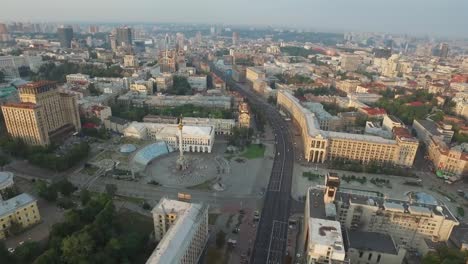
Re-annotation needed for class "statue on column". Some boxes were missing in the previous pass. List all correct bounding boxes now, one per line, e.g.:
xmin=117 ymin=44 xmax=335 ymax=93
xmin=176 ymin=115 xmax=189 ymax=170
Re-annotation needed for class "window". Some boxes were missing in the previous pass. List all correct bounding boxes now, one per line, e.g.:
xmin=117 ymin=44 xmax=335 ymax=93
xmin=377 ymin=254 xmax=381 ymax=263
xmin=359 ymin=251 xmax=363 ymax=258
xmin=368 ymin=253 xmax=372 ymax=260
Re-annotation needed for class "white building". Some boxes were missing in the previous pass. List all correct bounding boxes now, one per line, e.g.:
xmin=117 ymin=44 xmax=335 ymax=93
xmin=146 ymin=198 xmax=209 ymax=264
xmin=66 ymin=73 xmax=90 ymax=84
xmin=123 ymin=122 xmax=215 ymax=153
xmin=183 ymin=117 xmax=235 ymax=135
xmin=306 ymin=218 xmax=346 ymax=263
xmin=0 ymin=55 xmax=43 ymax=81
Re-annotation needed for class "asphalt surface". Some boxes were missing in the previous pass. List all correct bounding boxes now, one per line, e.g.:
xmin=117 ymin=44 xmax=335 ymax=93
xmin=212 ymin=65 xmax=294 ymax=264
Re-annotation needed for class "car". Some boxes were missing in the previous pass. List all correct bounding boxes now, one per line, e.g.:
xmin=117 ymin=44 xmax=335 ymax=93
xmin=8 ymin=248 xmax=14 ymax=253
xmin=232 ymin=228 xmax=240 ymax=234
xmin=19 ymin=241 xmax=24 ymax=246
xmin=239 ymin=209 xmax=245 ymax=215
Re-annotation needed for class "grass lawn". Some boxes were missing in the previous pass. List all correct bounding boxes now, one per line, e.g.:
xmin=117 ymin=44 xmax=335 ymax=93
xmin=241 ymin=144 xmax=266 ymax=159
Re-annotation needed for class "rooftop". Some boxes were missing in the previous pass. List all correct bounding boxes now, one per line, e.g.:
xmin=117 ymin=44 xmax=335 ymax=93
xmin=2 ymin=102 xmax=39 ymax=109
xmin=309 ymin=218 xmax=346 ymax=261
xmin=147 ymin=199 xmax=208 ymax=264
xmin=0 ymin=193 xmax=36 ymax=217
xmin=347 ymin=231 xmax=398 ymax=255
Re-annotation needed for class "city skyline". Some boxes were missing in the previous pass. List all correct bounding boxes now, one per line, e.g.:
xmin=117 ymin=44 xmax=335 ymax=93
xmin=1 ymin=0 xmax=468 ymax=37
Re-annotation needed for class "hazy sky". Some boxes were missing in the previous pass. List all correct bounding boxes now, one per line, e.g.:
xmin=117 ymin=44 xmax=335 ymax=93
xmin=2 ymin=0 xmax=468 ymax=37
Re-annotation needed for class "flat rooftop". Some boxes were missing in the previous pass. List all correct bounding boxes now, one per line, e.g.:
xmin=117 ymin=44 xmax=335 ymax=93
xmin=309 ymin=218 xmax=345 ymax=261
xmin=348 ymin=230 xmax=398 ymax=255
xmin=147 ymin=199 xmax=208 ymax=264
xmin=0 ymin=193 xmax=36 ymax=217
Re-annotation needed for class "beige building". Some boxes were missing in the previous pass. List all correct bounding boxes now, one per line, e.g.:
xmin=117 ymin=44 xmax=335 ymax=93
xmin=340 ymin=54 xmax=362 ymax=72
xmin=147 ymin=198 xmax=208 ymax=264
xmin=2 ymin=81 xmax=81 ymax=146
xmin=238 ymin=102 xmax=251 ymax=128
xmin=246 ymin=67 xmax=266 ymax=86
xmin=0 ymin=193 xmax=41 ymax=240
xmin=130 ymin=80 xmax=153 ymax=95
xmin=427 ymin=137 xmax=468 ymax=177
xmin=123 ymin=54 xmax=138 ymax=68
xmin=336 ymin=80 xmax=361 ymax=94
xmin=277 ymin=90 xmax=418 ymax=166
xmin=153 ymin=73 xmax=173 ymax=91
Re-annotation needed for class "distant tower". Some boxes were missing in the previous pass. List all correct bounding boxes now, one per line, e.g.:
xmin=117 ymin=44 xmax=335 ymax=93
xmin=324 ymin=173 xmax=340 ymax=204
xmin=232 ymin=32 xmax=239 ymax=45
xmin=57 ymin=26 xmax=73 ymax=48
xmin=438 ymin=43 xmax=449 ymax=59
xmin=176 ymin=116 xmax=188 ymax=170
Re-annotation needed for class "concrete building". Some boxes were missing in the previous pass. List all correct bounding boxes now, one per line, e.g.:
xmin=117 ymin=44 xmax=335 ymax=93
xmin=427 ymin=138 xmax=468 ymax=177
xmin=146 ymin=198 xmax=208 ymax=264
xmin=340 ymin=54 xmax=361 ymax=72
xmin=183 ymin=117 xmax=235 ymax=135
xmin=130 ymin=80 xmax=154 ymax=95
xmin=413 ymin=119 xmax=454 ymax=145
xmin=336 ymin=80 xmax=361 ymax=94
xmin=103 ymin=116 xmax=130 ymax=134
xmin=0 ymin=55 xmax=43 ymax=81
xmin=57 ymin=26 xmax=73 ymax=48
xmin=66 ymin=73 xmax=90 ymax=84
xmin=0 ymin=193 xmax=41 ymax=240
xmin=246 ymin=67 xmax=266 ymax=87
xmin=123 ymin=55 xmax=139 ymax=68
xmin=238 ymin=102 xmax=251 ymax=128
xmin=123 ymin=122 xmax=215 ymax=153
xmin=145 ymin=94 xmax=232 ymax=110
xmin=304 ymin=173 xmax=458 ymax=260
xmin=2 ymin=81 xmax=81 ymax=146
xmin=153 ymin=74 xmax=173 ymax=91
xmin=187 ymin=76 xmax=207 ymax=91
xmin=277 ymin=90 xmax=418 ymax=166
xmin=347 ymin=231 xmax=406 ymax=264
xmin=115 ymin=27 xmax=132 ymax=47
xmin=143 ymin=115 xmax=178 ymax=124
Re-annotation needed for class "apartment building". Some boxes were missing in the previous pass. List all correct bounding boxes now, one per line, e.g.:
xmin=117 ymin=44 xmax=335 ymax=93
xmin=277 ymin=90 xmax=418 ymax=166
xmin=2 ymin=81 xmax=81 ymax=145
xmin=427 ymin=137 xmax=468 ymax=177
xmin=238 ymin=102 xmax=251 ymax=128
xmin=146 ymin=198 xmax=208 ymax=264
xmin=0 ymin=193 xmax=41 ymax=240
xmin=303 ymin=173 xmax=458 ymax=262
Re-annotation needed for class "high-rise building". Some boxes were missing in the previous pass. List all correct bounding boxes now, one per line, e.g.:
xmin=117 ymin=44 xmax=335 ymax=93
xmin=146 ymin=198 xmax=209 ymax=264
xmin=176 ymin=33 xmax=185 ymax=51
xmin=57 ymin=26 xmax=73 ymax=48
xmin=232 ymin=31 xmax=239 ymax=45
xmin=438 ymin=43 xmax=449 ymax=59
xmin=89 ymin=25 xmax=99 ymax=34
xmin=115 ymin=27 xmax=132 ymax=47
xmin=2 ymin=81 xmax=81 ymax=146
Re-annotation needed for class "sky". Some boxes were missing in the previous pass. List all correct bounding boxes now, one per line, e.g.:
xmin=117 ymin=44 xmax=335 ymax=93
xmin=2 ymin=0 xmax=468 ymax=37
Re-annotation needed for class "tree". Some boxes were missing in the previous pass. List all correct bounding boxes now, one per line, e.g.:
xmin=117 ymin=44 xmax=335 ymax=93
xmin=35 ymin=180 xmax=57 ymax=202
xmin=88 ymin=83 xmax=102 ymax=96
xmin=55 ymin=180 xmax=76 ymax=197
xmin=61 ymin=232 xmax=95 ymax=264
xmin=422 ymin=246 xmax=468 ymax=264
xmin=13 ymin=241 xmax=42 ymax=264
xmin=267 ymin=96 xmax=276 ymax=105
xmin=9 ymin=221 xmax=24 ymax=235
xmin=33 ymin=249 xmax=59 ymax=264
xmin=80 ymin=189 xmax=92 ymax=205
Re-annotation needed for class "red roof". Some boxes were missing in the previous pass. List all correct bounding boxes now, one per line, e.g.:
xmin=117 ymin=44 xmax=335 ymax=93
xmin=82 ymin=123 xmax=98 ymax=129
xmin=406 ymin=101 xmax=424 ymax=107
xmin=361 ymin=107 xmax=387 ymax=116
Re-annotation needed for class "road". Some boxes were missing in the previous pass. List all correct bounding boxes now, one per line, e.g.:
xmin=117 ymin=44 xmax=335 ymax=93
xmin=212 ymin=64 xmax=294 ymax=264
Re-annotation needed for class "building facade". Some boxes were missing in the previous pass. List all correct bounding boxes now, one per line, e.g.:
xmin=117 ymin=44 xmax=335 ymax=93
xmin=0 ymin=193 xmax=41 ymax=240
xmin=123 ymin=122 xmax=215 ymax=153
xmin=183 ymin=117 xmax=235 ymax=135
xmin=1 ymin=81 xmax=81 ymax=145
xmin=146 ymin=198 xmax=208 ymax=264
xmin=277 ymin=90 xmax=418 ymax=166
xmin=238 ymin=102 xmax=251 ymax=128
xmin=57 ymin=26 xmax=73 ymax=48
